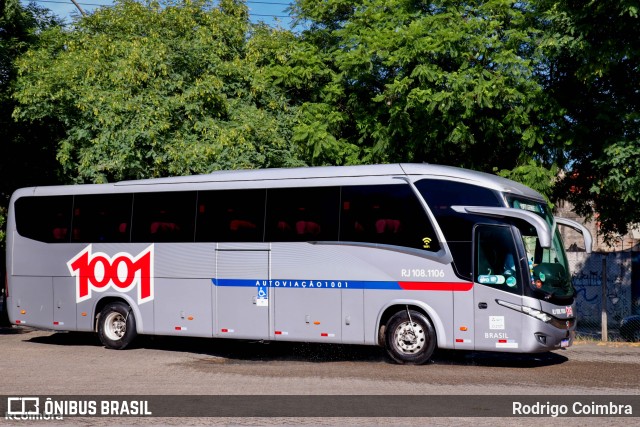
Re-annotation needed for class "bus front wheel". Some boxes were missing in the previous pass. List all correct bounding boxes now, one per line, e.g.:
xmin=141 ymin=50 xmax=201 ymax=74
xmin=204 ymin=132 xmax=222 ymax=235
xmin=384 ymin=309 xmax=436 ymax=365
xmin=97 ymin=302 xmax=137 ymax=350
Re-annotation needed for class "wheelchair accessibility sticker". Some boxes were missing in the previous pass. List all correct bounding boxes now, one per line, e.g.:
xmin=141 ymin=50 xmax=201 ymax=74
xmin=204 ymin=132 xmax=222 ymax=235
xmin=257 ymin=286 xmax=268 ymax=307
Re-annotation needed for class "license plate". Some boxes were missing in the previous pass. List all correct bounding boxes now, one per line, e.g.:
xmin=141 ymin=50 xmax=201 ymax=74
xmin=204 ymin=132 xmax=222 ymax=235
xmin=560 ymin=338 xmax=570 ymax=348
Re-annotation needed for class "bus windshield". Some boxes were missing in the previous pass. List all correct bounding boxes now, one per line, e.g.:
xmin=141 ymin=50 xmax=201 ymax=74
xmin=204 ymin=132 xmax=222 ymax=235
xmin=508 ymin=196 xmax=573 ymax=299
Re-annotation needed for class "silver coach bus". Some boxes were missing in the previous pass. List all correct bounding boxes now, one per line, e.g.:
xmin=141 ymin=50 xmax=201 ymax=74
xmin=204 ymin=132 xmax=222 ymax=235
xmin=5 ymin=164 xmax=591 ymax=364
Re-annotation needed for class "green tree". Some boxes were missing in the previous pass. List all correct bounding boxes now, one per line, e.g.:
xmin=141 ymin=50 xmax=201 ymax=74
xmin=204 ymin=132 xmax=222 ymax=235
xmin=539 ymin=0 xmax=640 ymax=238
xmin=279 ymin=0 xmax=560 ymax=180
xmin=13 ymin=0 xmax=304 ymax=184
xmin=1 ymin=0 xmax=63 ymax=252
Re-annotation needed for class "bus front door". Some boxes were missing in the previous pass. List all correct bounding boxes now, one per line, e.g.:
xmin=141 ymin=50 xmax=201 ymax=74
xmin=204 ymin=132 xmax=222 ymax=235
xmin=215 ymin=244 xmax=270 ymax=340
xmin=473 ymin=224 xmax=523 ymax=351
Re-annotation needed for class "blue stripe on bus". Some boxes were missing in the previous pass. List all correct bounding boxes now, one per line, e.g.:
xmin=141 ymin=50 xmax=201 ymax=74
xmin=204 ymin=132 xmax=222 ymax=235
xmin=211 ymin=279 xmax=475 ymax=292
xmin=211 ymin=278 xmax=399 ymax=290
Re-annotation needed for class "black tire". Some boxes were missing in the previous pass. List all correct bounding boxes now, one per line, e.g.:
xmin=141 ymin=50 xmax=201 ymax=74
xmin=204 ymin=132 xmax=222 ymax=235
xmin=384 ymin=309 xmax=436 ymax=365
xmin=97 ymin=302 xmax=137 ymax=350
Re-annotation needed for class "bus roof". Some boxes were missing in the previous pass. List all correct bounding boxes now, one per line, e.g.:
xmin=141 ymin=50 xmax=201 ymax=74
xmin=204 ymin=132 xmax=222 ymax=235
xmin=14 ymin=163 xmax=545 ymax=201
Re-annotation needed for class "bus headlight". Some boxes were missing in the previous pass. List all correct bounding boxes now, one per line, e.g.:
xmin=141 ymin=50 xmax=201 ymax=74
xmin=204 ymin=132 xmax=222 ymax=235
xmin=496 ymin=300 xmax=552 ymax=323
xmin=521 ymin=306 xmax=553 ymax=323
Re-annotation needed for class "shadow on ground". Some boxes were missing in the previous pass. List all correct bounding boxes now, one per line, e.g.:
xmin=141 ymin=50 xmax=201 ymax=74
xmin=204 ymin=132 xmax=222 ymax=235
xmin=8 ymin=325 xmax=568 ymax=368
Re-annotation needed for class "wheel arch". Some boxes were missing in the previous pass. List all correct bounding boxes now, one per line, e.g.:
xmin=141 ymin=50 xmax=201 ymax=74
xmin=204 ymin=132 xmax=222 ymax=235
xmin=375 ymin=300 xmax=446 ymax=348
xmin=93 ymin=295 xmax=144 ymax=334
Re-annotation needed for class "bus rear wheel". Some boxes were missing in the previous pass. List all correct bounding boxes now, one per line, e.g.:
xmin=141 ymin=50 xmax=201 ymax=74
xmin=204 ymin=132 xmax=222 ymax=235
xmin=384 ymin=309 xmax=436 ymax=365
xmin=97 ymin=302 xmax=137 ymax=350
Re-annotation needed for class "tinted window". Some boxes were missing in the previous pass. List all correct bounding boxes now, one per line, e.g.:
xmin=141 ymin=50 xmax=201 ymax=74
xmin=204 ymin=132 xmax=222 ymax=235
xmin=415 ymin=179 xmax=503 ymax=215
xmin=196 ymin=189 xmax=266 ymax=242
xmin=72 ymin=194 xmax=133 ymax=243
xmin=15 ymin=196 xmax=73 ymax=243
xmin=265 ymin=187 xmax=340 ymax=242
xmin=340 ymin=184 xmax=440 ymax=252
xmin=131 ymin=192 xmax=197 ymax=242
xmin=416 ymin=179 xmax=504 ymax=278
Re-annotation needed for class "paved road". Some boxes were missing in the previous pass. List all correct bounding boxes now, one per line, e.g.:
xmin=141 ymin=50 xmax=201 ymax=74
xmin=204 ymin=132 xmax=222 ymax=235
xmin=1 ymin=326 xmax=639 ymax=426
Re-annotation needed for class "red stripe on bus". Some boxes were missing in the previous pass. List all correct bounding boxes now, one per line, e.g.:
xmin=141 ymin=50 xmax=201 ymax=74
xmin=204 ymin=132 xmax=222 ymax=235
xmin=398 ymin=282 xmax=473 ymax=291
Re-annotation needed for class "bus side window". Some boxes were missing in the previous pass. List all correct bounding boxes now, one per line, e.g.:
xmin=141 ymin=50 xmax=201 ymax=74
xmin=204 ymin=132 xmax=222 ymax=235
xmin=72 ymin=194 xmax=133 ymax=243
xmin=195 ymin=189 xmax=266 ymax=242
xmin=415 ymin=179 xmax=503 ymax=279
xmin=340 ymin=184 xmax=440 ymax=252
xmin=15 ymin=195 xmax=73 ymax=243
xmin=265 ymin=187 xmax=339 ymax=242
xmin=132 ymin=191 xmax=196 ymax=243
xmin=474 ymin=225 xmax=521 ymax=293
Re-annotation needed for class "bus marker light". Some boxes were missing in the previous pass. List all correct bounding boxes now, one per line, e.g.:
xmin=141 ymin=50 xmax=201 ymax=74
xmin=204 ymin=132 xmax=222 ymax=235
xmin=460 ymin=326 xmax=468 ymax=331
xmin=81 ymin=312 xmax=87 ymax=317
xmin=20 ymin=310 xmax=26 ymax=315
xmin=313 ymin=321 xmax=320 ymax=325
xmin=175 ymin=326 xmax=187 ymax=331
xmin=274 ymin=331 xmax=288 ymax=335
xmin=16 ymin=320 xmax=25 ymax=324
xmin=221 ymin=328 xmax=234 ymax=333
xmin=188 ymin=316 xmax=194 ymax=321
xmin=53 ymin=321 xmax=64 ymax=326
xmin=320 ymin=333 xmax=335 ymax=337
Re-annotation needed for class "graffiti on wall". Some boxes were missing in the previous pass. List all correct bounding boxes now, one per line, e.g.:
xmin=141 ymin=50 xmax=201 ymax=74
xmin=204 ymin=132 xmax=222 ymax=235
xmin=569 ymin=254 xmax=632 ymax=328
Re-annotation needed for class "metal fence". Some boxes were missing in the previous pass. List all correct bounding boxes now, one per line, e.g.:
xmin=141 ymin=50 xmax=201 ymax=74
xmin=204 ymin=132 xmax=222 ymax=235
xmin=569 ymin=251 xmax=640 ymax=341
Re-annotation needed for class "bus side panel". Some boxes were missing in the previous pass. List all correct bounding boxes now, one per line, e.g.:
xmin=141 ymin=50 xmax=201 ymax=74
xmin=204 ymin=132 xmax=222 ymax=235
xmin=8 ymin=276 xmax=53 ymax=329
xmin=76 ymin=297 xmax=94 ymax=332
xmin=274 ymin=287 xmax=342 ymax=342
xmin=154 ymin=278 xmax=213 ymax=337
xmin=215 ymin=247 xmax=270 ymax=339
xmin=342 ymin=289 xmax=364 ymax=344
xmin=271 ymin=244 xmax=365 ymax=344
xmin=52 ymin=277 xmax=77 ymax=330
xmin=473 ymin=284 xmax=524 ymax=351
xmin=453 ymin=289 xmax=475 ymax=350
xmin=153 ymin=244 xmax=216 ymax=338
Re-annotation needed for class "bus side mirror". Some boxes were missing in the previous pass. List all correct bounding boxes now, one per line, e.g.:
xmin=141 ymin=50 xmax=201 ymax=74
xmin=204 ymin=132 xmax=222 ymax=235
xmin=554 ymin=217 xmax=593 ymax=254
xmin=452 ymin=205 xmax=552 ymax=248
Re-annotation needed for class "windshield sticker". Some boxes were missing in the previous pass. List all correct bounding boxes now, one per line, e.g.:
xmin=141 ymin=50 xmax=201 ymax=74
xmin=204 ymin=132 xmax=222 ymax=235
xmin=506 ymin=276 xmax=517 ymax=287
xmin=478 ymin=275 xmax=505 ymax=285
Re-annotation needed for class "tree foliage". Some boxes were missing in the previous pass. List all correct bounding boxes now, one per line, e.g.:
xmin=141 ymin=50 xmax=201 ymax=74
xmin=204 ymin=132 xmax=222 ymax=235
xmin=1 ymin=0 xmax=64 ymax=250
xmin=13 ymin=0 xmax=304 ymax=183
xmin=539 ymin=0 xmax=640 ymax=237
xmin=7 ymin=0 xmax=640 ymax=240
xmin=279 ymin=0 xmax=558 ymax=175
